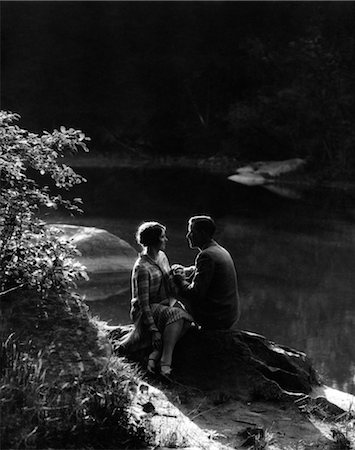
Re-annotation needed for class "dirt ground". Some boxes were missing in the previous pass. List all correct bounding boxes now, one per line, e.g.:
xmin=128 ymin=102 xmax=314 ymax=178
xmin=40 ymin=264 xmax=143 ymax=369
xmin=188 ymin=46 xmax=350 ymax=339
xmin=156 ymin=381 xmax=355 ymax=450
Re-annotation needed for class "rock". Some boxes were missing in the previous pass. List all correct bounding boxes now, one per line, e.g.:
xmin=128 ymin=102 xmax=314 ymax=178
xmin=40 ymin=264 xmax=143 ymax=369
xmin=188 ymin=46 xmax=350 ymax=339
xmin=227 ymin=172 xmax=267 ymax=186
xmin=125 ymin=380 xmax=228 ymax=449
xmin=174 ymin=329 xmax=321 ymax=401
xmin=228 ymin=158 xmax=306 ymax=192
xmin=309 ymin=385 xmax=355 ymax=416
xmin=109 ymin=326 xmax=322 ymax=403
xmin=49 ymin=224 xmax=137 ymax=300
xmin=50 ymin=224 xmax=137 ymax=273
xmin=235 ymin=158 xmax=306 ymax=178
xmin=108 ymin=327 xmax=355 ymax=448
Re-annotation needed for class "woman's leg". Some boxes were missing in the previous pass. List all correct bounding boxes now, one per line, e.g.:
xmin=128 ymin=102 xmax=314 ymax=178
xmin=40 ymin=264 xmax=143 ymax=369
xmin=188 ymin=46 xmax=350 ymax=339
xmin=147 ymin=348 xmax=161 ymax=373
xmin=160 ymin=319 xmax=190 ymax=374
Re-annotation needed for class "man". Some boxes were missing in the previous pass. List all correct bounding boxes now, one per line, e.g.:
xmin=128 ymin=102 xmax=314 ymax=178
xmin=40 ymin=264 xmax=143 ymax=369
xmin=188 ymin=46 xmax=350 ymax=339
xmin=173 ymin=215 xmax=240 ymax=330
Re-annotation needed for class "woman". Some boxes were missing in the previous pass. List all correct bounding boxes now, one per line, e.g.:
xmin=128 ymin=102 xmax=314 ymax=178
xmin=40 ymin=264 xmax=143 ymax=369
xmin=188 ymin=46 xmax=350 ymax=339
xmin=124 ymin=221 xmax=193 ymax=377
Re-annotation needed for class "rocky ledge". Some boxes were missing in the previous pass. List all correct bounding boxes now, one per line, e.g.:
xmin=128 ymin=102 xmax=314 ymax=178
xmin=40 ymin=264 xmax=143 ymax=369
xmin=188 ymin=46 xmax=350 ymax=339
xmin=107 ymin=324 xmax=355 ymax=449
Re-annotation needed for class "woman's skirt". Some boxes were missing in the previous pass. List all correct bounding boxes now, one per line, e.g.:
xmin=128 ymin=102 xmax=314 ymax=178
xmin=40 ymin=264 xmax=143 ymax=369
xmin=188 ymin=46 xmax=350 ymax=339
xmin=150 ymin=301 xmax=194 ymax=332
xmin=117 ymin=300 xmax=194 ymax=354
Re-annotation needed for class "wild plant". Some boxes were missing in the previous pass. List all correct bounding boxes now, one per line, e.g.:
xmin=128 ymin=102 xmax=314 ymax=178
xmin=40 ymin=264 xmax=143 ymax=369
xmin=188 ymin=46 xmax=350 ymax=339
xmin=0 ymin=110 xmax=89 ymax=304
xmin=1 ymin=333 xmax=144 ymax=449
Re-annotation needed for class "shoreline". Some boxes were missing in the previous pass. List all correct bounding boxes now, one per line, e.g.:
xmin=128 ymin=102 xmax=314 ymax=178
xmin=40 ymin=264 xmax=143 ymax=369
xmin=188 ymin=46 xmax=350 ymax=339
xmin=63 ymin=153 xmax=355 ymax=192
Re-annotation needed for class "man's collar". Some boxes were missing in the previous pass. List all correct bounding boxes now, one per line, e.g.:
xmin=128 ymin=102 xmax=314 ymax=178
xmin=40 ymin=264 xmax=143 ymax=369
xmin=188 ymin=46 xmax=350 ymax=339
xmin=201 ymin=239 xmax=216 ymax=250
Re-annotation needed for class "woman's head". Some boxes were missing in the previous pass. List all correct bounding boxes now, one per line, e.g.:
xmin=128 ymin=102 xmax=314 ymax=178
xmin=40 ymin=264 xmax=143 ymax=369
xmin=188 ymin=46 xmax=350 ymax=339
xmin=136 ymin=221 xmax=167 ymax=249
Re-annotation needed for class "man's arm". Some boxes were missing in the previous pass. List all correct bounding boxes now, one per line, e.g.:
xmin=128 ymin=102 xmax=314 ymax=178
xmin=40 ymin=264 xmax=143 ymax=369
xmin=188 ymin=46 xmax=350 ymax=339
xmin=178 ymin=252 xmax=215 ymax=301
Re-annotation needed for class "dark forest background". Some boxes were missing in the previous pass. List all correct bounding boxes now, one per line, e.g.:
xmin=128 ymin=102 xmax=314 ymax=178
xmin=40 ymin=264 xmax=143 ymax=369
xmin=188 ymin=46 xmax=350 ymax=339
xmin=2 ymin=1 xmax=355 ymax=176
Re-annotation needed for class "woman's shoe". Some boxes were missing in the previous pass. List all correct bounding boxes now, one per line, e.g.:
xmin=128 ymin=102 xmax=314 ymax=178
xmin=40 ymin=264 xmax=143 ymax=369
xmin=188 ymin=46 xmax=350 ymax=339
xmin=147 ymin=358 xmax=157 ymax=374
xmin=160 ymin=364 xmax=172 ymax=377
xmin=159 ymin=363 xmax=174 ymax=383
xmin=147 ymin=350 xmax=161 ymax=374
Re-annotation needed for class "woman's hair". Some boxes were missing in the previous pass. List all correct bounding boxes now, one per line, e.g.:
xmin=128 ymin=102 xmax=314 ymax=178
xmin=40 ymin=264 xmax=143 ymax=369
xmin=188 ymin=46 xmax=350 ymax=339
xmin=136 ymin=221 xmax=166 ymax=247
xmin=188 ymin=215 xmax=216 ymax=237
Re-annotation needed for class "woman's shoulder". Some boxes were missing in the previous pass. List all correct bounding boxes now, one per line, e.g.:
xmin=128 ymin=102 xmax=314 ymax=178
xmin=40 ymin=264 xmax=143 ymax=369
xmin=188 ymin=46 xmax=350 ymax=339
xmin=158 ymin=251 xmax=170 ymax=269
xmin=133 ymin=255 xmax=149 ymax=271
xmin=134 ymin=254 xmax=162 ymax=270
xmin=158 ymin=250 xmax=168 ymax=259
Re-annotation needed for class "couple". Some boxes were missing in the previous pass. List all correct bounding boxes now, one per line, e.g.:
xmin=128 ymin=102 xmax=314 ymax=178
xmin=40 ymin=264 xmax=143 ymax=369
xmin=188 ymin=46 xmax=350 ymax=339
xmin=123 ymin=215 xmax=240 ymax=379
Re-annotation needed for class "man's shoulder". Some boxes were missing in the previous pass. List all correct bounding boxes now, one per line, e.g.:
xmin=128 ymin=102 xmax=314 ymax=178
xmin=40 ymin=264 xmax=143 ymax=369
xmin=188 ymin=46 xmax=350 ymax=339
xmin=202 ymin=241 xmax=227 ymax=254
xmin=202 ymin=242 xmax=234 ymax=262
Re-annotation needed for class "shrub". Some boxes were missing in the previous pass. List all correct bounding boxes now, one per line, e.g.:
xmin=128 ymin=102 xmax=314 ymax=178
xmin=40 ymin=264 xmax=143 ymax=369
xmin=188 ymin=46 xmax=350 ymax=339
xmin=0 ymin=111 xmax=90 ymax=301
xmin=0 ymin=112 xmax=146 ymax=449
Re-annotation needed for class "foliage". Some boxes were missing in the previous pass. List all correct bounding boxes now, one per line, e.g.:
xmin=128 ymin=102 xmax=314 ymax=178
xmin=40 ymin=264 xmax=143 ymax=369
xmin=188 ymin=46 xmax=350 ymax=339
xmin=3 ymin=2 xmax=355 ymax=175
xmin=228 ymin=34 xmax=355 ymax=175
xmin=0 ymin=112 xmax=148 ymax=449
xmin=0 ymin=111 xmax=90 ymax=300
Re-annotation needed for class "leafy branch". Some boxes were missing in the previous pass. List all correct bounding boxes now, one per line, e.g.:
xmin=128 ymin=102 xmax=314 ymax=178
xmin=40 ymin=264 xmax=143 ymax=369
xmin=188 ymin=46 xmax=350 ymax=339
xmin=0 ymin=111 xmax=90 ymax=299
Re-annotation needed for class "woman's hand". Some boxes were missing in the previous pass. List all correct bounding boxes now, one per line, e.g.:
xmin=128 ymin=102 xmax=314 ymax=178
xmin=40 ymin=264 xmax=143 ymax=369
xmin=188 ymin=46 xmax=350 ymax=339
xmin=151 ymin=330 xmax=162 ymax=350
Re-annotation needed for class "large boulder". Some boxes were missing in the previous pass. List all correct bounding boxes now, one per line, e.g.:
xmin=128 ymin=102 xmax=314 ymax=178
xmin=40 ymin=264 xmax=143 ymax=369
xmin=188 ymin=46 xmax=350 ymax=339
xmin=173 ymin=328 xmax=321 ymax=400
xmin=110 ymin=326 xmax=321 ymax=402
xmin=49 ymin=224 xmax=137 ymax=300
xmin=50 ymin=224 xmax=137 ymax=272
xmin=110 ymin=326 xmax=355 ymax=420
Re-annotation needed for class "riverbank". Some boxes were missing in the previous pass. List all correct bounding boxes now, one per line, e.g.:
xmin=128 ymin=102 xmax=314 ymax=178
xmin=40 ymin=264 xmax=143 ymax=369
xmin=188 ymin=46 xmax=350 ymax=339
xmin=1 ymin=288 xmax=354 ymax=449
xmin=63 ymin=152 xmax=242 ymax=174
xmin=63 ymin=152 xmax=355 ymax=193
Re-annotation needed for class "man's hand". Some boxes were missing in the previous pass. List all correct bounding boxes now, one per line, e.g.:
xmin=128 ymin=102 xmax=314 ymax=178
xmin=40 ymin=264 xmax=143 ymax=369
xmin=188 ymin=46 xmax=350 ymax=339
xmin=151 ymin=330 xmax=162 ymax=349
xmin=171 ymin=264 xmax=185 ymax=277
xmin=171 ymin=264 xmax=186 ymax=284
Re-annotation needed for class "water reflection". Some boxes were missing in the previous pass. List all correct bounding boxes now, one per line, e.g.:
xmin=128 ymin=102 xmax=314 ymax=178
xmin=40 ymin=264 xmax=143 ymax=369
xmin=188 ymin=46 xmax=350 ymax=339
xmin=48 ymin=167 xmax=355 ymax=394
xmin=262 ymin=183 xmax=304 ymax=199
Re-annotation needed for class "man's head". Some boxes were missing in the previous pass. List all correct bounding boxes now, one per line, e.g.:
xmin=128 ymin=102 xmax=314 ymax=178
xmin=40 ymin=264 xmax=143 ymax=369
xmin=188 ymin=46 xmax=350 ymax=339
xmin=186 ymin=215 xmax=216 ymax=249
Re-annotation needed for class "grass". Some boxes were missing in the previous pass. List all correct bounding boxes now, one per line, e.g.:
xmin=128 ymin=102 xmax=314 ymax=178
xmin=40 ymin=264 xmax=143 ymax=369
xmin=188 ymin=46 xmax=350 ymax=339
xmin=330 ymin=407 xmax=355 ymax=450
xmin=0 ymin=291 xmax=147 ymax=449
xmin=298 ymin=396 xmax=355 ymax=450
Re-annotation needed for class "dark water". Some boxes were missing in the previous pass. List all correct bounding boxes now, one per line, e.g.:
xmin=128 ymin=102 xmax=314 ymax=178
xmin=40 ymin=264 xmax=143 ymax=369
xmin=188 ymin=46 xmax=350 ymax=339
xmin=48 ymin=166 xmax=355 ymax=394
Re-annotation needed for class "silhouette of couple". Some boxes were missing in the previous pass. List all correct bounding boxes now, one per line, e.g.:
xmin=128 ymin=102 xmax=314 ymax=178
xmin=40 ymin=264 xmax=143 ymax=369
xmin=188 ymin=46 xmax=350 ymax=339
xmin=122 ymin=215 xmax=240 ymax=379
